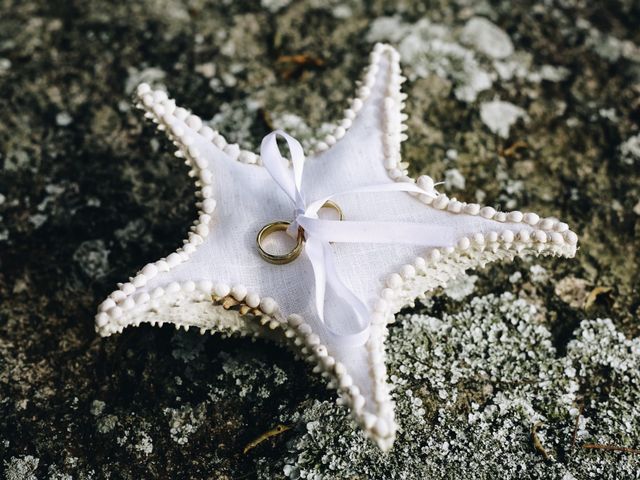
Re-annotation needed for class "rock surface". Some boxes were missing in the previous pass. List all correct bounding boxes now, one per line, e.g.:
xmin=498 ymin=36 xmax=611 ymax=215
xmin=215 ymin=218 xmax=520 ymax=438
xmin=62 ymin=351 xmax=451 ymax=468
xmin=1 ymin=0 xmax=639 ymax=478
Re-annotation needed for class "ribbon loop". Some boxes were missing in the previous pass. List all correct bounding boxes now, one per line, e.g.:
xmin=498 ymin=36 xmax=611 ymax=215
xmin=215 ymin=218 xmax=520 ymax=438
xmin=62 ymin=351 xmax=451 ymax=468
xmin=259 ymin=131 xmax=453 ymax=347
xmin=260 ymin=130 xmax=306 ymax=223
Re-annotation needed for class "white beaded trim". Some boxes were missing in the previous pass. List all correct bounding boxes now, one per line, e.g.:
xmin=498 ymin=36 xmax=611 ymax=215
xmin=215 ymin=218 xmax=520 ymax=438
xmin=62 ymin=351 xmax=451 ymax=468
xmin=383 ymin=235 xmax=576 ymax=315
xmin=96 ymin=43 xmax=578 ymax=452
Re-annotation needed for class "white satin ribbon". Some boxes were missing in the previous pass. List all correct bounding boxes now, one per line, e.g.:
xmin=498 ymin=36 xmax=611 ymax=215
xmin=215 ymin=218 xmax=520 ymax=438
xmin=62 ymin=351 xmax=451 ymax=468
xmin=260 ymin=130 xmax=455 ymax=347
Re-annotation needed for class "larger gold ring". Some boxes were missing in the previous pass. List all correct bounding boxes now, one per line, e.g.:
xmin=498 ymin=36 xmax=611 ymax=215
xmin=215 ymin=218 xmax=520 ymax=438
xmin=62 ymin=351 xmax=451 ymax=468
xmin=257 ymin=221 xmax=304 ymax=265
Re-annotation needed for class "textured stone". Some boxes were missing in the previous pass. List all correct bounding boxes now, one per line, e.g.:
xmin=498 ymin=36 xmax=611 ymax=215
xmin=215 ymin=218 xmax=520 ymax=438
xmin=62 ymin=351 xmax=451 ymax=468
xmin=1 ymin=0 xmax=639 ymax=477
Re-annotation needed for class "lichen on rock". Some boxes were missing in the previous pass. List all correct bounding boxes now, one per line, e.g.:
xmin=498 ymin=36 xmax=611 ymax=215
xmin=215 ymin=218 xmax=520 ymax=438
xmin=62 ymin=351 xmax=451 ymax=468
xmin=256 ymin=294 xmax=640 ymax=479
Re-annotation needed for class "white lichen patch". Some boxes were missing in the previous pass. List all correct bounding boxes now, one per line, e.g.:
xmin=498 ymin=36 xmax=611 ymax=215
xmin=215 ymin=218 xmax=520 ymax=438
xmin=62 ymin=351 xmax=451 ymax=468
xmin=73 ymin=239 xmax=110 ymax=279
xmin=444 ymin=273 xmax=478 ymax=300
xmin=4 ymin=455 xmax=39 ymax=480
xmin=620 ymin=134 xmax=640 ymax=165
xmin=28 ymin=213 xmax=47 ymax=229
xmin=253 ymin=293 xmax=640 ymax=479
xmin=96 ymin=414 xmax=119 ymax=434
xmin=208 ymin=351 xmax=288 ymax=401
xmin=537 ymin=64 xmax=570 ymax=82
xmin=260 ymin=0 xmax=291 ymax=13
xmin=55 ymin=112 xmax=73 ymax=127
xmin=529 ymin=264 xmax=549 ymax=284
xmin=134 ymin=431 xmax=154 ymax=456
xmin=460 ymin=17 xmax=514 ymax=60
xmin=584 ymin=24 xmax=640 ymax=64
xmin=444 ymin=168 xmax=466 ymax=190
xmin=366 ymin=16 xmax=413 ymax=43
xmin=47 ymin=465 xmax=73 ymax=480
xmin=480 ymin=100 xmax=528 ymax=138
xmin=208 ymin=99 xmax=263 ymax=150
xmin=367 ymin=17 xmax=493 ymax=102
xmin=90 ymin=399 xmax=106 ymax=416
xmin=509 ymin=271 xmax=522 ymax=284
xmin=164 ymin=403 xmax=207 ymax=445
xmin=0 ymin=58 xmax=10 ymax=75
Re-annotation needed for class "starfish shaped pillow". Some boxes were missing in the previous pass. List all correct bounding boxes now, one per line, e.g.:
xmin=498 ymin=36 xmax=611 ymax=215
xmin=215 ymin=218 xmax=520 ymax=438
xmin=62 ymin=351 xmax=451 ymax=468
xmin=95 ymin=43 xmax=578 ymax=451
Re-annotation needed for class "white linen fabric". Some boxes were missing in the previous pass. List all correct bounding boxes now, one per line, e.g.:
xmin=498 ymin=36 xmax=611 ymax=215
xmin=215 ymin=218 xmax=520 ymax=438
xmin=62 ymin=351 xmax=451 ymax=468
xmin=133 ymin=53 xmax=538 ymax=424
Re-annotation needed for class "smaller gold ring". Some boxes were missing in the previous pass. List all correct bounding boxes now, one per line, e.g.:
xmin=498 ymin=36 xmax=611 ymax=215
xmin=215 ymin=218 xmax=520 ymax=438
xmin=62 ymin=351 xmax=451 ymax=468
xmin=257 ymin=221 xmax=304 ymax=265
xmin=320 ymin=200 xmax=344 ymax=220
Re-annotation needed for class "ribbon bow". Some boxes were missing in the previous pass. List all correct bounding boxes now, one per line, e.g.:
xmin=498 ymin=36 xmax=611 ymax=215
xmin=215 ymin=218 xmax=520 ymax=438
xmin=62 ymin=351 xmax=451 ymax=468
xmin=260 ymin=130 xmax=454 ymax=347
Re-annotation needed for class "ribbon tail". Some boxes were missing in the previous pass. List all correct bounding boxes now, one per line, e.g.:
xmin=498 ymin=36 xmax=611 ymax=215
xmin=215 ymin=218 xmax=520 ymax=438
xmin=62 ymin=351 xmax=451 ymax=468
xmin=306 ymin=238 xmax=370 ymax=348
xmin=298 ymin=216 xmax=456 ymax=246
xmin=323 ymin=242 xmax=371 ymax=346
xmin=304 ymin=237 xmax=327 ymax=321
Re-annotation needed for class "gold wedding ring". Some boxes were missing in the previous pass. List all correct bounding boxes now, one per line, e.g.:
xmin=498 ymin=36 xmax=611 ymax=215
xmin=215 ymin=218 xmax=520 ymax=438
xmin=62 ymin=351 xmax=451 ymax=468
xmin=257 ymin=222 xmax=305 ymax=265
xmin=257 ymin=201 xmax=344 ymax=265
